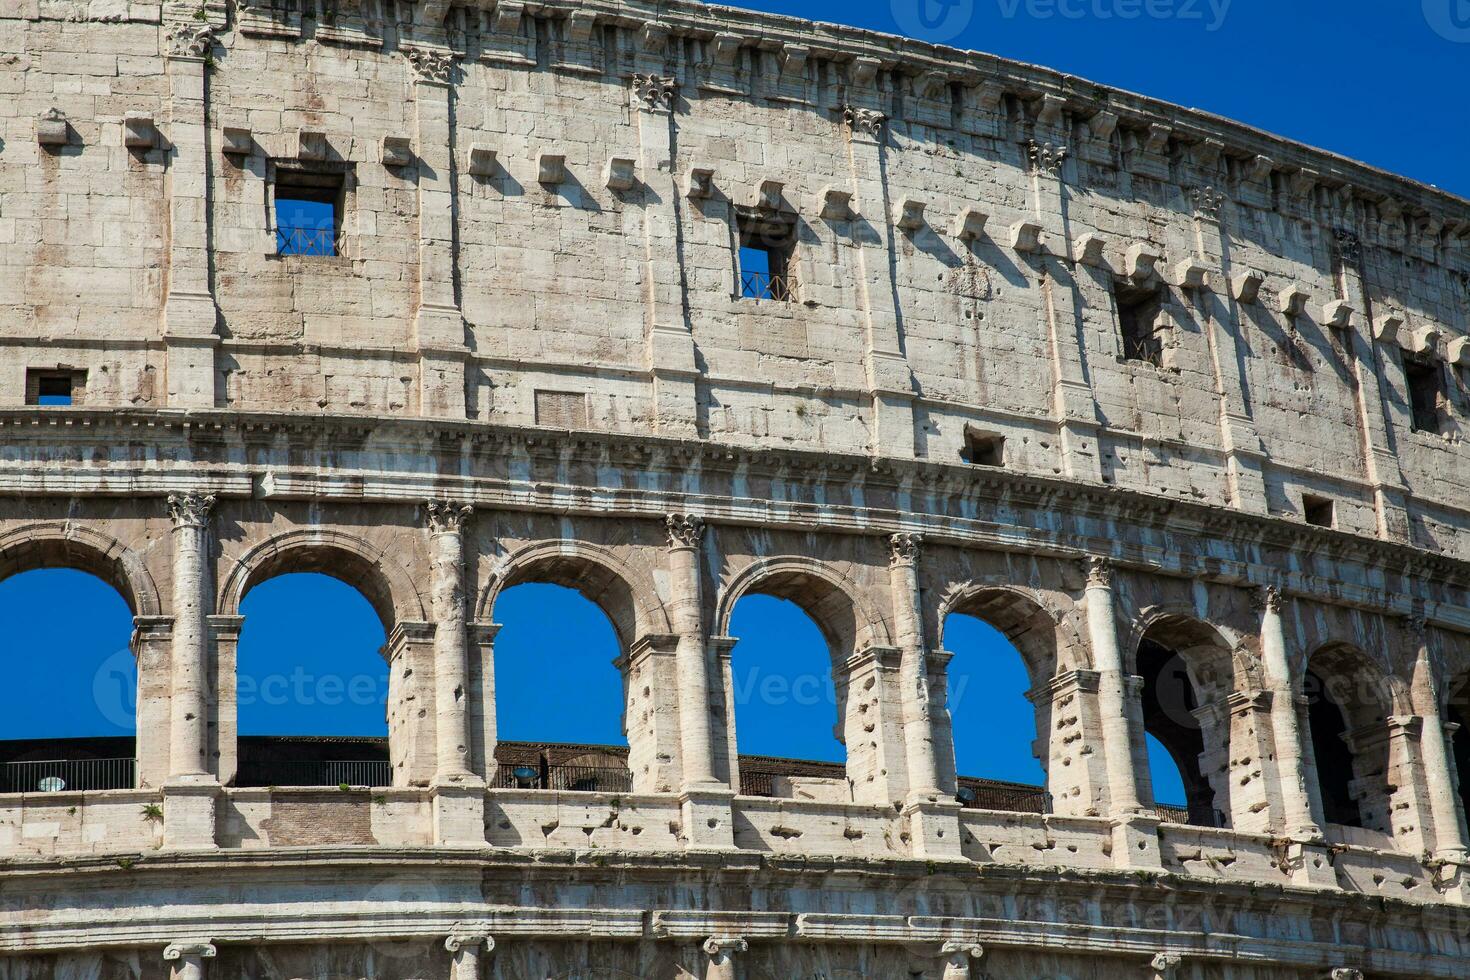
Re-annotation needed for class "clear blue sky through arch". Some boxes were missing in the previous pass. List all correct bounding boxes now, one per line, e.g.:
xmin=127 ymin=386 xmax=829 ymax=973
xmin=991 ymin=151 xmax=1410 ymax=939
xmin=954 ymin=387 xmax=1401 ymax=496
xmin=720 ymin=0 xmax=1470 ymax=201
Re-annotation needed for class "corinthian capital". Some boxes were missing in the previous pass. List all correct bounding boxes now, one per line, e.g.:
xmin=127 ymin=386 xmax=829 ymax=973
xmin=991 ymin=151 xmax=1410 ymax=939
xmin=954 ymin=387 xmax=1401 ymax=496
xmin=164 ymin=22 xmax=217 ymax=60
xmin=1083 ymin=556 xmax=1112 ymax=588
xmin=1252 ymin=585 xmax=1283 ymax=615
xmin=425 ymin=499 xmax=473 ymax=535
xmin=167 ymin=492 xmax=216 ymax=529
xmin=666 ymin=513 xmax=704 ymax=549
xmin=889 ymin=532 xmax=922 ymax=565
xmin=631 ymin=73 xmax=678 ymax=110
xmin=404 ymin=46 xmax=455 ymax=84
xmin=842 ymin=105 xmax=885 ymax=139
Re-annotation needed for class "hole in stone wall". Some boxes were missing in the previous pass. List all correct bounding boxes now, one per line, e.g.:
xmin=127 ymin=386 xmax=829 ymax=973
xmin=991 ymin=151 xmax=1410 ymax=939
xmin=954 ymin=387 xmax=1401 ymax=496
xmin=960 ymin=427 xmax=1005 ymax=467
xmin=1302 ymin=494 xmax=1335 ymax=528
xmin=1114 ymin=280 xmax=1165 ymax=366
xmin=26 ymin=369 xmax=85 ymax=406
xmin=1404 ymin=356 xmax=1444 ymax=434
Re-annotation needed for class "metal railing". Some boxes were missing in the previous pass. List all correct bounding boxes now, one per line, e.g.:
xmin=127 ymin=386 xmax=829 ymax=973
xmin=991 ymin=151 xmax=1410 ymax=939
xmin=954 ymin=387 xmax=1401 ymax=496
xmin=955 ymin=779 xmax=1050 ymax=814
xmin=739 ymin=270 xmax=792 ymax=301
xmin=236 ymin=759 xmax=390 ymax=788
xmin=276 ymin=224 xmax=341 ymax=256
xmin=492 ymin=763 xmax=632 ymax=794
xmin=0 ymin=758 xmax=135 ymax=793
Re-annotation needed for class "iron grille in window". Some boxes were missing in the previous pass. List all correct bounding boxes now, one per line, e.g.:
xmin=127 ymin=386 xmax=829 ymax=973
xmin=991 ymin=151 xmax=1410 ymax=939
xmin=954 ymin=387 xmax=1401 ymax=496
xmin=274 ymin=167 xmax=346 ymax=257
xmin=736 ymin=209 xmax=796 ymax=302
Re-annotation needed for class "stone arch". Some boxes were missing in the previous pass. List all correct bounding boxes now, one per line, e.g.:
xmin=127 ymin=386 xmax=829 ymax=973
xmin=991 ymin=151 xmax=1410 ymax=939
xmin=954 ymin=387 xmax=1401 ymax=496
xmin=714 ymin=555 xmax=891 ymax=659
xmin=1304 ymin=640 xmax=1400 ymax=833
xmin=936 ymin=583 xmax=1080 ymax=684
xmin=476 ymin=539 xmax=671 ymax=651
xmin=218 ymin=527 xmax=427 ymax=631
xmin=0 ymin=522 xmax=161 ymax=618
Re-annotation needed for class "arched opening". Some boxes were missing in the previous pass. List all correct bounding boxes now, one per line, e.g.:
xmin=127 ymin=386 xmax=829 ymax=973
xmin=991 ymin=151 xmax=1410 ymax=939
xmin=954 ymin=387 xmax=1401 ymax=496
xmin=1304 ymin=644 xmax=1394 ymax=834
xmin=491 ymin=581 xmax=629 ymax=792
xmin=234 ymin=572 xmax=389 ymax=787
xmin=720 ymin=563 xmax=878 ymax=804
xmin=942 ymin=588 xmax=1056 ymax=814
xmin=1447 ymin=675 xmax=1470 ymax=827
xmin=1136 ymin=617 xmax=1236 ymax=827
xmin=0 ymin=568 xmax=137 ymax=792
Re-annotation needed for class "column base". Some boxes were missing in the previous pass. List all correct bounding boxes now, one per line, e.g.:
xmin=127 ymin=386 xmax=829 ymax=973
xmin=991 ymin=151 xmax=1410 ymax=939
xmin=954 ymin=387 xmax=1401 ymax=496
xmin=1281 ymin=837 xmax=1339 ymax=889
xmin=162 ymin=779 xmax=221 ymax=850
xmin=1429 ymin=857 xmax=1470 ymax=903
xmin=903 ymin=796 xmax=963 ymax=860
xmin=431 ymin=778 xmax=486 ymax=846
xmin=1109 ymin=813 xmax=1162 ymax=870
xmin=680 ymin=786 xmax=736 ymax=850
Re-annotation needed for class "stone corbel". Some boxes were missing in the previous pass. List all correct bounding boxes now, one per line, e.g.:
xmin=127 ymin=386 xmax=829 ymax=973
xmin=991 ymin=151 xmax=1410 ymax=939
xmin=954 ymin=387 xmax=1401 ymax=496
xmin=1247 ymin=154 xmax=1275 ymax=184
xmin=1190 ymin=137 xmax=1224 ymax=173
xmin=482 ymin=1 xmax=534 ymax=66
xmin=1171 ymin=258 xmax=1209 ymax=291
xmin=818 ymin=186 xmax=855 ymax=221
xmin=1403 ymin=325 xmax=1441 ymax=357
xmin=779 ymin=44 xmax=810 ymax=84
xmin=1087 ymin=108 xmax=1119 ymax=143
xmin=895 ymin=197 xmax=926 ymax=232
xmin=124 ymin=113 xmax=158 ymax=149
xmin=296 ymin=129 xmax=327 ymax=162
xmin=1074 ymin=232 xmax=1110 ymax=269
xmin=752 ymin=179 xmax=786 ymax=212
xmin=221 ymin=126 xmax=253 ymax=157
xmin=1321 ymin=299 xmax=1355 ymax=329
xmin=685 ymin=166 xmax=715 ymax=200
xmin=537 ymin=153 xmax=566 ymax=186
xmin=381 ymin=136 xmax=414 ymax=169
xmin=604 ymin=156 xmax=637 ymax=192
xmin=1141 ymin=123 xmax=1171 ymax=155
xmin=1447 ymin=336 xmax=1470 ymax=367
xmin=848 ymin=55 xmax=881 ymax=90
xmin=1033 ymin=93 xmax=1066 ymax=128
xmin=915 ymin=69 xmax=949 ymax=101
xmin=1276 ymin=283 xmax=1309 ymax=316
xmin=1010 ymin=220 xmax=1044 ymax=254
xmin=1373 ymin=311 xmax=1405 ymax=346
xmin=952 ymin=208 xmax=988 ymax=242
xmin=1231 ymin=270 xmax=1264 ymax=304
xmin=1125 ymin=243 xmax=1160 ymax=281
xmin=710 ymin=33 xmax=742 ymax=69
xmin=467 ymin=145 xmax=497 ymax=177
xmin=37 ymin=108 xmax=69 ymax=147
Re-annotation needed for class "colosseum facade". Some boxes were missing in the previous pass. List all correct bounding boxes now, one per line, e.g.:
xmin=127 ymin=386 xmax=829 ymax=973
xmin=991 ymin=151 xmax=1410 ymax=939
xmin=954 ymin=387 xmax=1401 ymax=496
xmin=2 ymin=0 xmax=1470 ymax=976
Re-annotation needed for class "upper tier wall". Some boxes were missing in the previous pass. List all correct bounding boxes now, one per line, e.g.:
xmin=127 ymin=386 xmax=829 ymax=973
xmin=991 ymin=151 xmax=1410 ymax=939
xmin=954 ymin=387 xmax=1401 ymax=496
xmin=3 ymin=0 xmax=1469 ymax=556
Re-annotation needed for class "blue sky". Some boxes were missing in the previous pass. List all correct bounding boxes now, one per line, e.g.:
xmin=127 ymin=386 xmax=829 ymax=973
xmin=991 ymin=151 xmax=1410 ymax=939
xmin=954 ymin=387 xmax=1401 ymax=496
xmin=724 ymin=0 xmax=1470 ymax=201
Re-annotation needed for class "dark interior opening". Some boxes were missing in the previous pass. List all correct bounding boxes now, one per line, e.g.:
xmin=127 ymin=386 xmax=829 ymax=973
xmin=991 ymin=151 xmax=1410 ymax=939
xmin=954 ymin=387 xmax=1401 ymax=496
xmin=1304 ymin=668 xmax=1363 ymax=827
xmin=1115 ymin=281 xmax=1165 ymax=366
xmin=1138 ymin=638 xmax=1219 ymax=826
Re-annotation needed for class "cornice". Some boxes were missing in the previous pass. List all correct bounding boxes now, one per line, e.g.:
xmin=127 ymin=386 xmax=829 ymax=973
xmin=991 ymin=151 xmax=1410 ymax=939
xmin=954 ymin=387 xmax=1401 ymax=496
xmin=0 ymin=407 xmax=1465 ymax=625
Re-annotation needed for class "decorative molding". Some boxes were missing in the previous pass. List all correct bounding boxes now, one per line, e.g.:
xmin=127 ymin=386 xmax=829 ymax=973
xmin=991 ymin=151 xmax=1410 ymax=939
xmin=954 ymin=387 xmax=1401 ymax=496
xmin=1084 ymin=556 xmax=1113 ymax=588
xmin=1027 ymin=139 xmax=1067 ymax=175
xmin=425 ymin=499 xmax=474 ymax=535
xmin=167 ymin=492 xmax=215 ymax=529
xmin=403 ymin=46 xmax=455 ymax=84
xmin=164 ymin=22 xmax=216 ymax=60
xmin=666 ymin=513 xmax=705 ymax=549
xmin=842 ymin=105 xmax=885 ymax=140
xmin=1253 ymin=585 xmax=1284 ymax=615
xmin=631 ymin=73 xmax=677 ymax=110
xmin=889 ymin=532 xmax=922 ymax=566
xmin=1191 ymin=185 xmax=1225 ymax=218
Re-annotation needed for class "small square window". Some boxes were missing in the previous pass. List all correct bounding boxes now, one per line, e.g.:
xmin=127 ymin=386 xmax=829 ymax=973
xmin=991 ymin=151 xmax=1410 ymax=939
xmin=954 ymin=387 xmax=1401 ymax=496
xmin=26 ymin=369 xmax=85 ymax=406
xmin=962 ymin=428 xmax=1005 ymax=467
xmin=1404 ymin=356 xmax=1443 ymax=434
xmin=1114 ymin=282 xmax=1165 ymax=366
xmin=736 ymin=209 xmax=795 ymax=302
xmin=273 ymin=167 xmax=345 ymax=256
xmin=1303 ymin=494 xmax=1335 ymax=528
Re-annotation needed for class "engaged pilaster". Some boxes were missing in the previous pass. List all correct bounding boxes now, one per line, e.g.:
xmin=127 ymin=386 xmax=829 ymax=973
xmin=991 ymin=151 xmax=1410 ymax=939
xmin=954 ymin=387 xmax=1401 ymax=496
xmin=888 ymin=533 xmax=942 ymax=799
xmin=1407 ymin=616 xmax=1470 ymax=892
xmin=161 ymin=18 xmax=222 ymax=407
xmin=167 ymin=491 xmax=216 ymax=780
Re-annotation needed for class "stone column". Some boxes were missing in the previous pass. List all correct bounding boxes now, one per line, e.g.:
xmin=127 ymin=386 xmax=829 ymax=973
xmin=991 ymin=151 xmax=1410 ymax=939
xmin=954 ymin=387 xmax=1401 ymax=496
xmin=167 ymin=491 xmax=216 ymax=780
xmin=131 ymin=615 xmax=175 ymax=788
xmin=667 ymin=514 xmax=716 ymax=787
xmin=1408 ymin=617 xmax=1470 ymax=866
xmin=385 ymin=620 xmax=437 ymax=787
xmin=160 ymin=19 xmax=222 ymax=407
xmin=163 ymin=941 xmax=216 ymax=980
xmin=404 ymin=47 xmax=468 ymax=418
xmin=702 ymin=936 xmax=747 ymax=980
xmin=940 ymin=941 xmax=985 ymax=980
xmin=1082 ymin=557 xmax=1142 ymax=816
xmin=445 ymin=934 xmax=493 ymax=980
xmin=1255 ymin=587 xmax=1323 ymax=838
xmin=425 ymin=500 xmax=484 ymax=844
xmin=466 ymin=621 xmax=500 ymax=779
xmin=426 ymin=500 xmax=474 ymax=782
xmin=207 ymin=614 xmax=244 ymax=788
xmin=888 ymin=533 xmax=942 ymax=799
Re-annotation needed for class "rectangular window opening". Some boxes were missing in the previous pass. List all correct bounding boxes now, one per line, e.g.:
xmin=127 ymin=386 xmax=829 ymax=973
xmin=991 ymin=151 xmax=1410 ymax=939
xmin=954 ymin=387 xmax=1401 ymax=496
xmin=736 ymin=209 xmax=795 ymax=302
xmin=1303 ymin=494 xmax=1335 ymax=529
xmin=962 ymin=428 xmax=1005 ymax=467
xmin=26 ymin=369 xmax=84 ymax=407
xmin=1404 ymin=357 xmax=1443 ymax=434
xmin=274 ymin=167 xmax=345 ymax=257
xmin=1115 ymin=281 xmax=1165 ymax=366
